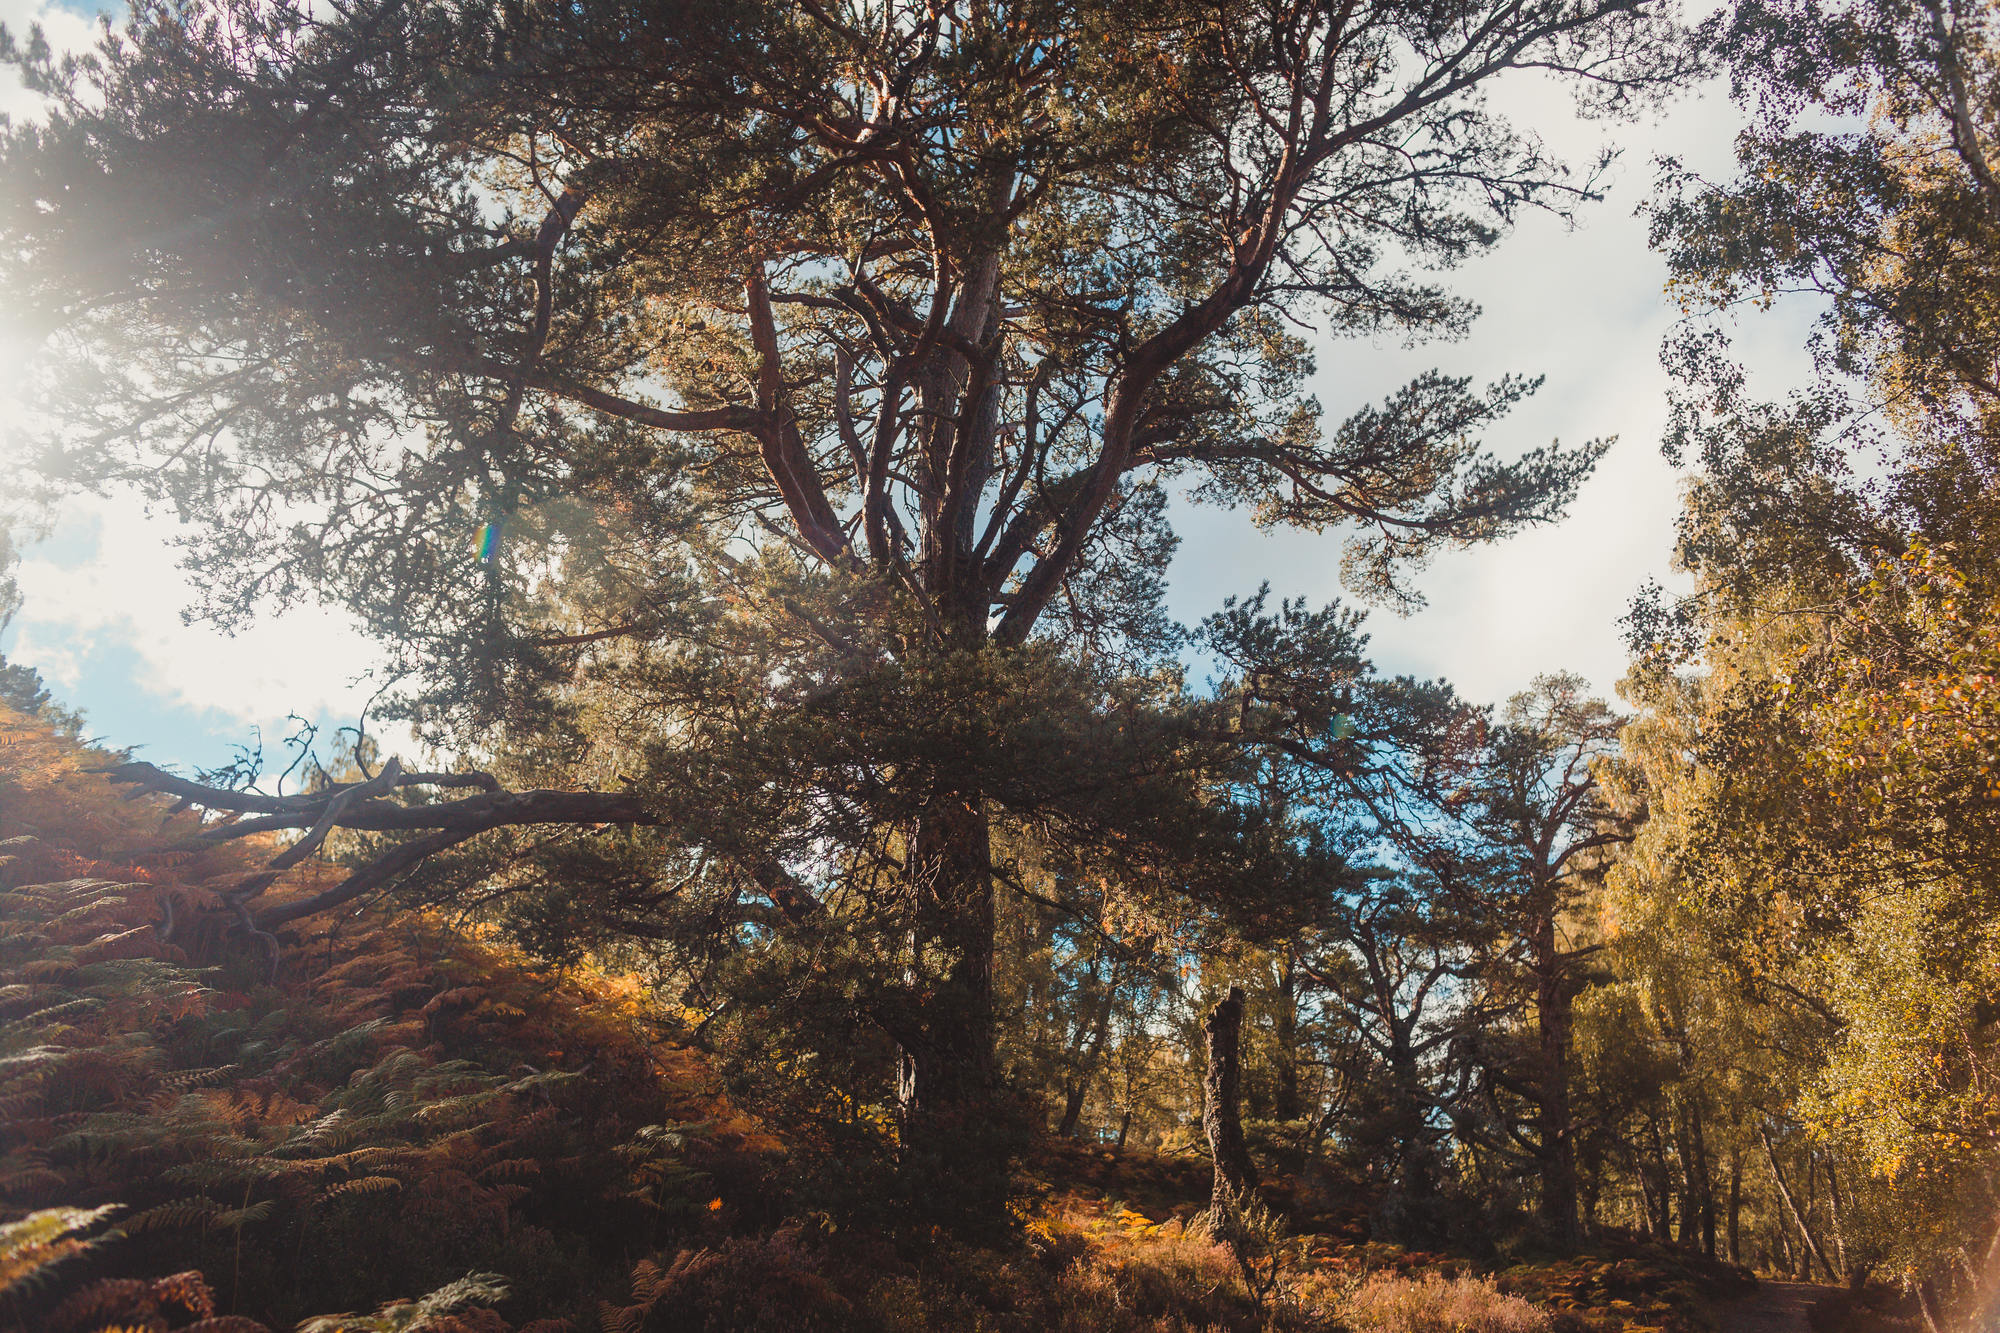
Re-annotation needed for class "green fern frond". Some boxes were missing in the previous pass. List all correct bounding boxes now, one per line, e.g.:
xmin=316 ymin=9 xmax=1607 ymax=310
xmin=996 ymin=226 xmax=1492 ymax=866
xmin=296 ymin=1271 xmax=509 ymax=1333
xmin=206 ymin=1200 xmax=274 ymax=1231
xmin=2 ymin=997 xmax=104 ymax=1034
xmin=0 ymin=1204 xmax=120 ymax=1299
xmin=318 ymin=1176 xmax=402 ymax=1202
xmin=110 ymin=1197 xmax=225 ymax=1236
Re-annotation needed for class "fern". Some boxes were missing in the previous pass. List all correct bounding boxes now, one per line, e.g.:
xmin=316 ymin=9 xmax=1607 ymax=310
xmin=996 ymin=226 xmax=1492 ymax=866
xmin=0 ymin=703 xmax=747 ymax=1330
xmin=110 ymin=1198 xmax=224 ymax=1237
xmin=0 ymin=1205 xmax=119 ymax=1298
xmin=319 ymin=1176 xmax=402 ymax=1201
xmin=296 ymin=1272 xmax=510 ymax=1333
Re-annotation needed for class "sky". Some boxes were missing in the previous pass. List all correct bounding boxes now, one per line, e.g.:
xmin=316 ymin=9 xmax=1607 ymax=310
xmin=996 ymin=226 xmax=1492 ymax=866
xmin=0 ymin=1 xmax=1822 ymax=774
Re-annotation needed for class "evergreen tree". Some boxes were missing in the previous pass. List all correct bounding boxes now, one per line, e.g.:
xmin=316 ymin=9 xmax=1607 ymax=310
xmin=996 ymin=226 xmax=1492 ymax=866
xmin=1 ymin=0 xmax=1689 ymax=1220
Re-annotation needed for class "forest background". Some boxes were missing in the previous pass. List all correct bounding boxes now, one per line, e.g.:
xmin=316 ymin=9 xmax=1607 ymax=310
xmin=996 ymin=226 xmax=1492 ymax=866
xmin=0 ymin=1 xmax=1995 ymax=1332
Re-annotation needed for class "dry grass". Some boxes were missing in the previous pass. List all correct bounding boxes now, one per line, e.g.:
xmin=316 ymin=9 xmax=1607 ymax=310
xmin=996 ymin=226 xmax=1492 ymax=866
xmin=1337 ymin=1272 xmax=1553 ymax=1333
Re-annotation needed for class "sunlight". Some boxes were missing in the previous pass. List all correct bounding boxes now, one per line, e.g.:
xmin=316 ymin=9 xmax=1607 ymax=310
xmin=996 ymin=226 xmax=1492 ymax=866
xmin=0 ymin=0 xmax=1993 ymax=1325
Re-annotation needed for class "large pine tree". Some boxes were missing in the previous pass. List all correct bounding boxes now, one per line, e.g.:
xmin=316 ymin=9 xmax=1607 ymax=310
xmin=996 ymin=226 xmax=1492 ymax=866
xmin=1 ymin=0 xmax=1687 ymax=1216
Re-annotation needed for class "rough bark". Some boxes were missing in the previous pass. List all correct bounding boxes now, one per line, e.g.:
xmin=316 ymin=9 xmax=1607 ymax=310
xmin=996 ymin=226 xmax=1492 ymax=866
xmin=1204 ymin=985 xmax=1259 ymax=1216
xmin=891 ymin=789 xmax=1004 ymax=1217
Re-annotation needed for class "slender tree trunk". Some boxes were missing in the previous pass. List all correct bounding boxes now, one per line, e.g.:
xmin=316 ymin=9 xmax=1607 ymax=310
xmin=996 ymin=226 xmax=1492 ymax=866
xmin=1637 ymin=1158 xmax=1659 ymax=1239
xmin=1915 ymin=1278 xmax=1946 ymax=1333
xmin=1795 ymin=1154 xmax=1815 ymax=1281
xmin=1115 ymin=1108 xmax=1133 ymax=1154
xmin=1802 ymin=1155 xmax=1822 ymax=1281
xmin=1686 ymin=1100 xmax=1717 ymax=1257
xmin=1273 ymin=955 xmax=1304 ymax=1124
xmin=1204 ymin=985 xmax=1258 ymax=1216
xmin=1762 ymin=1125 xmax=1835 ymax=1283
xmin=1648 ymin=1120 xmax=1675 ymax=1240
xmin=1823 ymin=1155 xmax=1864 ymax=1289
xmin=1727 ymin=1149 xmax=1744 ymax=1265
xmin=1058 ymin=991 xmax=1115 ymax=1137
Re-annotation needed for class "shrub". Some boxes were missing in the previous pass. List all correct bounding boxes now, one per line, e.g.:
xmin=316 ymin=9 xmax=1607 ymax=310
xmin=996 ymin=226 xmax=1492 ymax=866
xmin=1047 ymin=1221 xmax=1257 ymax=1332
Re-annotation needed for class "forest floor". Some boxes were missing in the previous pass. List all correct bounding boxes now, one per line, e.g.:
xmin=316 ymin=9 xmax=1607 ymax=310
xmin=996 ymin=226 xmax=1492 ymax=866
xmin=1714 ymin=1280 xmax=1845 ymax=1333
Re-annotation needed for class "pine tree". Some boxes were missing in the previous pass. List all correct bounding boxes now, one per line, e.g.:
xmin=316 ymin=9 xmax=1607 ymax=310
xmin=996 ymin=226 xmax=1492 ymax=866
xmin=2 ymin=0 xmax=1691 ymax=1219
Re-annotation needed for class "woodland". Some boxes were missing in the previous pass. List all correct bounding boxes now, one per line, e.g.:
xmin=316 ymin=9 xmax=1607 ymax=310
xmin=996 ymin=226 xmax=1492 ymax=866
xmin=0 ymin=0 xmax=1996 ymax=1329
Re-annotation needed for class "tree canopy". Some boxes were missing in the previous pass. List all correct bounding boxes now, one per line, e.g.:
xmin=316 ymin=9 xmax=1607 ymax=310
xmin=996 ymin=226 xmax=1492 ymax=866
xmin=0 ymin=0 xmax=1688 ymax=1219
xmin=11 ymin=0 xmax=2000 ymax=1324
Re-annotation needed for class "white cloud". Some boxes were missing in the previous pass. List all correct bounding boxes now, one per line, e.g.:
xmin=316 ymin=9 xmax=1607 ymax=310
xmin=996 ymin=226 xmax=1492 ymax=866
xmin=0 ymin=0 xmax=98 ymax=121
xmin=6 ymin=621 xmax=80 ymax=688
xmin=1168 ymin=77 xmax=1826 ymax=712
xmin=9 ymin=494 xmax=400 ymax=738
xmin=0 ymin=32 xmax=1830 ymax=756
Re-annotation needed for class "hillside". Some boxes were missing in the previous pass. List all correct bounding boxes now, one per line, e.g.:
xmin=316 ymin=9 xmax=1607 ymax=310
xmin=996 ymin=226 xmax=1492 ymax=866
xmin=0 ymin=703 xmax=780 ymax=1331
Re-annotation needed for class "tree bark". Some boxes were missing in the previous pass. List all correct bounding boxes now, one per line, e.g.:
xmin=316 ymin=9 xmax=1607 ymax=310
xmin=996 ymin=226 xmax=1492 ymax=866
xmin=1273 ymin=954 xmax=1304 ymax=1124
xmin=1647 ymin=1120 xmax=1675 ymax=1240
xmin=1915 ymin=1278 xmax=1946 ymax=1333
xmin=1204 ymin=985 xmax=1259 ymax=1215
xmin=1533 ymin=912 xmax=1582 ymax=1250
xmin=1686 ymin=1100 xmax=1717 ymax=1257
xmin=1823 ymin=1155 xmax=1862 ymax=1289
xmin=893 ymin=789 xmax=1004 ymax=1218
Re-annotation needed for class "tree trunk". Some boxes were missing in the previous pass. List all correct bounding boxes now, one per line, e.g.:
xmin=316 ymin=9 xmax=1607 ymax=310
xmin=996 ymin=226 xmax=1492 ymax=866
xmin=1727 ymin=1149 xmax=1744 ymax=1266
xmin=1204 ymin=985 xmax=1258 ymax=1215
xmin=893 ymin=789 xmax=1004 ymax=1220
xmin=1115 ymin=1108 xmax=1134 ymax=1154
xmin=1647 ymin=1120 xmax=1675 ymax=1240
xmin=1823 ymin=1155 xmax=1861 ymax=1288
xmin=1273 ymin=955 xmax=1304 ymax=1123
xmin=1057 ymin=991 xmax=1115 ymax=1137
xmin=1761 ymin=1125 xmax=1835 ymax=1283
xmin=1388 ymin=1024 xmax=1437 ymax=1205
xmin=1915 ymin=1278 xmax=1946 ymax=1333
xmin=1686 ymin=1100 xmax=1717 ymax=1257
xmin=1533 ymin=914 xmax=1581 ymax=1250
